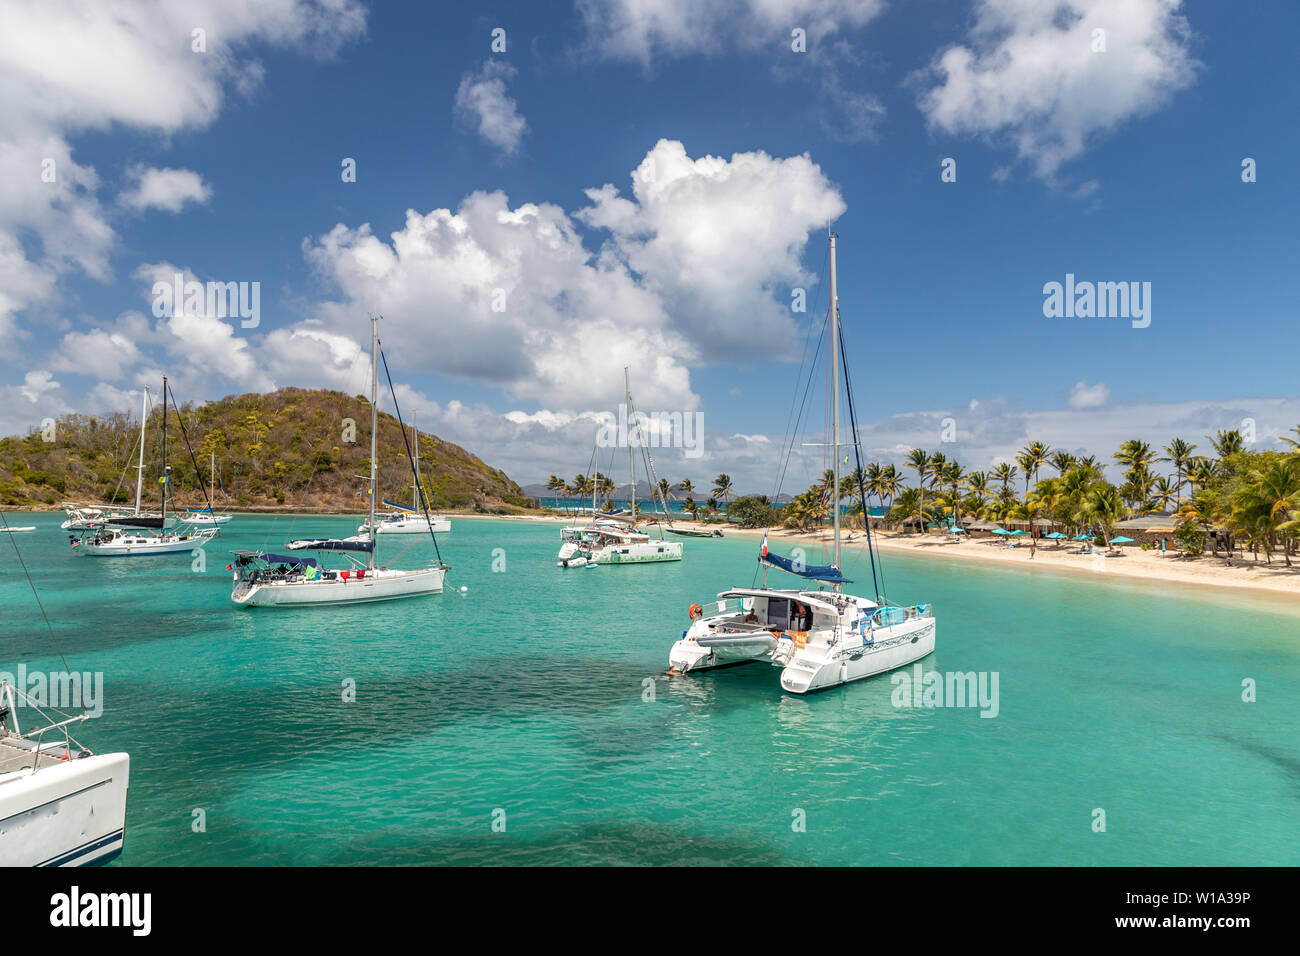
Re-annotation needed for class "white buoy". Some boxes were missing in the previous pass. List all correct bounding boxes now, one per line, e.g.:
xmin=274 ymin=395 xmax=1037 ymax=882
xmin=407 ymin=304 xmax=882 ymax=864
xmin=460 ymin=586 xmax=468 ymax=592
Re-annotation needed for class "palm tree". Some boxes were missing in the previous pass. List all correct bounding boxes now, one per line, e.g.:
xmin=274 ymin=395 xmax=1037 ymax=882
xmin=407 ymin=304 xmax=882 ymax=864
xmin=1163 ymin=438 xmax=1196 ymax=506
xmin=964 ymin=470 xmax=990 ymax=516
xmin=941 ymin=460 xmax=965 ymax=526
xmin=1150 ymin=476 xmax=1178 ymax=513
xmin=1017 ymin=440 xmax=1051 ymax=498
xmin=1049 ymin=450 xmax=1076 ymax=476
xmin=992 ymin=461 xmax=1018 ymax=499
xmin=878 ymin=464 xmax=902 ymax=509
xmin=1210 ymin=429 xmax=1244 ymax=460
xmin=1083 ymin=483 xmax=1130 ymax=549
xmin=890 ymin=487 xmax=925 ymax=533
xmin=1228 ymin=458 xmax=1300 ymax=565
xmin=546 ymin=474 xmax=564 ymax=511
xmin=711 ymin=473 xmax=734 ymax=509
xmin=905 ymin=449 xmax=933 ymax=532
xmin=677 ymin=479 xmax=694 ymax=498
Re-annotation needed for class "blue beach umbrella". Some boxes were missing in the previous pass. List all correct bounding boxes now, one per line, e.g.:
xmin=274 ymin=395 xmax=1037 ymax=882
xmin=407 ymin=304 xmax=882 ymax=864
xmin=1072 ymin=533 xmax=1091 ymax=540
xmin=1009 ymin=529 xmax=1028 ymax=536
xmin=991 ymin=528 xmax=1011 ymax=535
xmin=1045 ymin=532 xmax=1067 ymax=539
xmin=946 ymin=526 xmax=965 ymax=534
xmin=1109 ymin=536 xmax=1134 ymax=545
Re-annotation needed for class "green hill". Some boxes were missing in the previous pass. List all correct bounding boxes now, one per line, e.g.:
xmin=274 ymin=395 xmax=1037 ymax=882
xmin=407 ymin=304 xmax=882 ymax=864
xmin=0 ymin=387 xmax=529 ymax=513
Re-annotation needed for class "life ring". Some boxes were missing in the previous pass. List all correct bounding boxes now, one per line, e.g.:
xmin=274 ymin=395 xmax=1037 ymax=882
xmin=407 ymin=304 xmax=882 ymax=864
xmin=688 ymin=603 xmax=703 ymax=620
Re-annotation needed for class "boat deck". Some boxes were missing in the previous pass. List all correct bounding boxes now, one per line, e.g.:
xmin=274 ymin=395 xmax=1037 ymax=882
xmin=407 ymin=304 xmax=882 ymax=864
xmin=0 ymin=735 xmax=68 ymax=775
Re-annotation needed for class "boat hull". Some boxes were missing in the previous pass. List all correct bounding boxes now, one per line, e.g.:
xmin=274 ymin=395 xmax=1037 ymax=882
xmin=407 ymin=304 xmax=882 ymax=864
xmin=77 ymin=531 xmax=217 ymax=556
xmin=780 ymin=618 xmax=937 ymax=694
xmin=0 ymin=752 xmax=130 ymax=867
xmin=232 ymin=567 xmax=446 ymax=606
xmin=359 ymin=517 xmax=451 ymax=534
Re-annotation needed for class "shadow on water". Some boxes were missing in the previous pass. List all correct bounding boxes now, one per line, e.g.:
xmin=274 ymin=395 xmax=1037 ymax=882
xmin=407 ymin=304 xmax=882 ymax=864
xmin=136 ymin=819 xmax=792 ymax=866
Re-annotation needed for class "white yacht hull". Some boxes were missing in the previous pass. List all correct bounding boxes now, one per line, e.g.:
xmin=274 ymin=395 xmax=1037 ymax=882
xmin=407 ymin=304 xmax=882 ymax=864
xmin=360 ymin=516 xmax=451 ymax=534
xmin=559 ymin=540 xmax=682 ymax=565
xmin=779 ymin=617 xmax=936 ymax=694
xmin=182 ymin=513 xmax=232 ymax=525
xmin=77 ymin=530 xmax=217 ymax=555
xmin=232 ymin=566 xmax=445 ymax=606
xmin=0 ymin=751 xmax=130 ymax=866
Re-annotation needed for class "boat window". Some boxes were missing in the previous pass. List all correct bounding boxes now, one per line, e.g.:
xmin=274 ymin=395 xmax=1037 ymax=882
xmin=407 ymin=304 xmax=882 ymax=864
xmin=767 ymin=599 xmax=789 ymax=631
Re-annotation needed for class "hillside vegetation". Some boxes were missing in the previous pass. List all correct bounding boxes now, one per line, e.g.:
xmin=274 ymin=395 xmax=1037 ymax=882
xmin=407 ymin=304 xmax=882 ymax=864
xmin=0 ymin=387 xmax=528 ymax=513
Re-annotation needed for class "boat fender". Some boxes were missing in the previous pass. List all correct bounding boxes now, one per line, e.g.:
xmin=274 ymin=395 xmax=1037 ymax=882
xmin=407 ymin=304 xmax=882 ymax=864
xmin=688 ymin=603 xmax=703 ymax=620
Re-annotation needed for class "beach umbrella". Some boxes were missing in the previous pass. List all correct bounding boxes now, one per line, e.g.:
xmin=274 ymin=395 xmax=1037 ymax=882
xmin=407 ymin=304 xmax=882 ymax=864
xmin=1009 ymin=529 xmax=1028 ymax=536
xmin=1109 ymin=536 xmax=1134 ymax=545
xmin=1071 ymin=533 xmax=1091 ymax=540
xmin=991 ymin=528 xmax=1010 ymax=535
xmin=1045 ymin=532 xmax=1066 ymax=539
xmin=946 ymin=526 xmax=965 ymax=534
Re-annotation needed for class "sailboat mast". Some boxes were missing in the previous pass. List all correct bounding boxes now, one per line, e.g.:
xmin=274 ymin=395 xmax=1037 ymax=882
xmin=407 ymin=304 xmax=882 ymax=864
xmin=369 ymin=315 xmax=379 ymax=569
xmin=210 ymin=450 xmax=215 ymax=507
xmin=134 ymin=386 xmax=149 ymax=515
xmin=412 ymin=412 xmax=420 ymax=509
xmin=830 ymin=233 xmax=841 ymax=576
xmin=161 ymin=377 xmax=168 ymax=525
xmin=625 ymin=366 xmax=634 ymax=522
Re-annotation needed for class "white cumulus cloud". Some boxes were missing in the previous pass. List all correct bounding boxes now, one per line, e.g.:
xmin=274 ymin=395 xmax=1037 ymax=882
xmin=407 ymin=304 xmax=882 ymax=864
xmin=454 ymin=59 xmax=527 ymax=156
xmin=1068 ymin=380 xmax=1111 ymax=409
xmin=119 ymin=166 xmax=212 ymax=213
xmin=917 ymin=0 xmax=1199 ymax=178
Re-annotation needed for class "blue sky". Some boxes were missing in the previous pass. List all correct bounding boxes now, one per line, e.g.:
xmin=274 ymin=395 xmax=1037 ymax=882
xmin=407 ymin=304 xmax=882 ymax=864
xmin=3 ymin=0 xmax=1298 ymax=493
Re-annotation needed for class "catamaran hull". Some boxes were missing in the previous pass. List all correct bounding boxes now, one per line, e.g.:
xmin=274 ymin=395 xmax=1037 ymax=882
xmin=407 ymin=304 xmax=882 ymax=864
xmin=780 ymin=619 xmax=937 ymax=695
xmin=0 ymin=752 xmax=129 ymax=866
xmin=669 ymin=635 xmax=774 ymax=672
xmin=232 ymin=567 xmax=446 ymax=606
xmin=595 ymin=542 xmax=683 ymax=565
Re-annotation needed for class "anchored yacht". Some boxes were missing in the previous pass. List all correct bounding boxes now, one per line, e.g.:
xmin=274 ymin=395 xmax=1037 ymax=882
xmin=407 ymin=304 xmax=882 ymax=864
xmin=667 ymin=232 xmax=936 ymax=694
xmin=231 ymin=315 xmax=448 ymax=607
xmin=557 ymin=518 xmax=682 ymax=567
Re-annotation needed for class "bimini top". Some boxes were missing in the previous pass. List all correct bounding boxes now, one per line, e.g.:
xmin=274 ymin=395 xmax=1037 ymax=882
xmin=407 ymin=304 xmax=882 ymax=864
xmin=715 ymin=587 xmax=872 ymax=614
xmin=231 ymin=551 xmax=318 ymax=568
xmin=759 ymin=550 xmax=854 ymax=585
xmin=285 ymin=538 xmax=374 ymax=553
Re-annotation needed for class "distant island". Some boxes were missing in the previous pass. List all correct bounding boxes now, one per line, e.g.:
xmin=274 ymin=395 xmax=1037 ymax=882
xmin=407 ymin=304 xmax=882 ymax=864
xmin=0 ymin=387 xmax=528 ymax=513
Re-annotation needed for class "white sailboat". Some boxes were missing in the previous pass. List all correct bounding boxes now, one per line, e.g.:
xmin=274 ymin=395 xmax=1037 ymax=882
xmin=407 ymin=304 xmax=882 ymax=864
xmin=557 ymin=369 xmax=682 ymax=567
xmin=668 ymin=233 xmax=936 ymax=694
xmin=181 ymin=452 xmax=233 ymax=526
xmin=71 ymin=378 xmax=217 ymax=556
xmin=356 ymin=413 xmax=451 ymax=535
xmin=231 ymin=315 xmax=447 ymax=607
xmin=1 ymin=515 xmax=130 ymax=866
xmin=61 ymin=388 xmax=174 ymax=530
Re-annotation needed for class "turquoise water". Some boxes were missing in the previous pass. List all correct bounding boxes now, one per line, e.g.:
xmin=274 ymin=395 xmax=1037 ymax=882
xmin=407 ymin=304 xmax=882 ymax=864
xmin=2 ymin=512 xmax=1298 ymax=866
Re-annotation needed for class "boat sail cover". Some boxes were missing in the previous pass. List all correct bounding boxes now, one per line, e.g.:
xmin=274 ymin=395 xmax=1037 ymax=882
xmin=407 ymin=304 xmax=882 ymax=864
xmin=285 ymin=538 xmax=375 ymax=553
xmin=380 ymin=500 xmax=417 ymax=513
xmin=759 ymin=550 xmax=854 ymax=585
xmin=106 ymin=516 xmax=165 ymax=529
xmin=231 ymin=551 xmax=318 ymax=568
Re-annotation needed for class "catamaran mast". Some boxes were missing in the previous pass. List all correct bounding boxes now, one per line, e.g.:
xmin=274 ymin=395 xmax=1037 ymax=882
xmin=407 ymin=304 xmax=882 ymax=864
xmin=625 ymin=366 xmax=634 ymax=523
xmin=210 ymin=450 xmax=216 ymax=508
xmin=134 ymin=386 xmax=149 ymax=514
xmin=830 ymin=233 xmax=841 ymax=579
xmin=369 ymin=315 xmax=379 ymax=570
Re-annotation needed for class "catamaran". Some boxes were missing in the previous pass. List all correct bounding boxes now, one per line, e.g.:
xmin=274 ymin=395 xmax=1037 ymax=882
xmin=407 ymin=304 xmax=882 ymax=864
xmin=1 ymin=515 xmax=130 ymax=866
xmin=70 ymin=378 xmax=217 ymax=556
xmin=356 ymin=413 xmax=451 ymax=535
xmin=231 ymin=315 xmax=448 ymax=606
xmin=668 ymin=233 xmax=936 ymax=694
xmin=556 ymin=369 xmax=683 ymax=567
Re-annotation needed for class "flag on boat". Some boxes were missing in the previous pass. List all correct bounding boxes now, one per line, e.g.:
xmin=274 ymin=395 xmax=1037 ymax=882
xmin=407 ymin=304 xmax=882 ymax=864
xmin=760 ymin=533 xmax=768 ymax=557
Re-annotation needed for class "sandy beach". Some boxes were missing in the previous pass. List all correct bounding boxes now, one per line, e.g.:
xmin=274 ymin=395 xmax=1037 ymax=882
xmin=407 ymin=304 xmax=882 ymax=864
xmin=504 ymin=510 xmax=1300 ymax=599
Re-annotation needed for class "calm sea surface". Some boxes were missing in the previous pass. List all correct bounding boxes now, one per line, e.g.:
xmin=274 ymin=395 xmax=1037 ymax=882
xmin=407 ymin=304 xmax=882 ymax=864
xmin=2 ymin=513 xmax=1297 ymax=865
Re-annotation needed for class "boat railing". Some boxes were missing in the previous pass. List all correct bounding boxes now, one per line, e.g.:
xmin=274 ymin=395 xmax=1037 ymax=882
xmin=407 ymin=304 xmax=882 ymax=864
xmin=868 ymin=603 xmax=935 ymax=628
xmin=1 ymin=682 xmax=89 ymax=768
